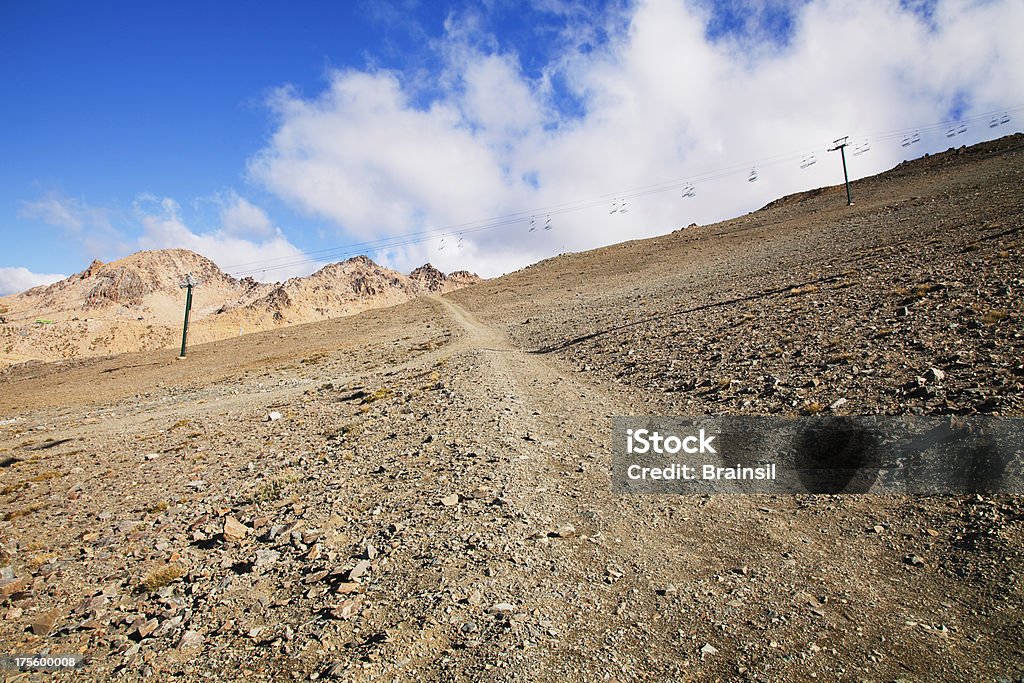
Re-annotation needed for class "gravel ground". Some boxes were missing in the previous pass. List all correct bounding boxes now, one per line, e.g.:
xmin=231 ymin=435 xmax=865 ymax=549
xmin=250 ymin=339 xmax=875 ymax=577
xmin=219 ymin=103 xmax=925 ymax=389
xmin=0 ymin=135 xmax=1022 ymax=681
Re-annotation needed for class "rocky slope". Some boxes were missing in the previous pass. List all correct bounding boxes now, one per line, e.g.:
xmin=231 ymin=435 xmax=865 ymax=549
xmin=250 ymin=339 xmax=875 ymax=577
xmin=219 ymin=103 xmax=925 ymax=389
xmin=0 ymin=135 xmax=1020 ymax=681
xmin=0 ymin=252 xmax=481 ymax=366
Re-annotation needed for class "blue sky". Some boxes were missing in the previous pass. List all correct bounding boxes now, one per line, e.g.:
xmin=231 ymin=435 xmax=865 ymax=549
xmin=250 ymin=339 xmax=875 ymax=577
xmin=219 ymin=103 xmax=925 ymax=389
xmin=1 ymin=0 xmax=1022 ymax=294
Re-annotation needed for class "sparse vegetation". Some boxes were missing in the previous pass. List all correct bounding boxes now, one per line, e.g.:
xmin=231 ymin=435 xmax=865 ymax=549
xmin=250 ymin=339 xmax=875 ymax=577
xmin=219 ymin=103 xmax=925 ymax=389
xmin=802 ymin=402 xmax=825 ymax=415
xmin=141 ymin=563 xmax=186 ymax=592
xmin=3 ymin=501 xmax=48 ymax=520
xmin=982 ymin=309 xmax=1008 ymax=324
xmin=252 ymin=468 xmax=302 ymax=503
xmin=788 ymin=284 xmax=819 ymax=296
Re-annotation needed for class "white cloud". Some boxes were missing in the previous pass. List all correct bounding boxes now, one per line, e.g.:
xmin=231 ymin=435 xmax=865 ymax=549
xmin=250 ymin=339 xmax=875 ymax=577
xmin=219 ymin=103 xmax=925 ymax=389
xmin=218 ymin=191 xmax=277 ymax=238
xmin=249 ymin=0 xmax=1024 ymax=278
xmin=0 ymin=267 xmax=65 ymax=296
xmin=133 ymin=195 xmax=317 ymax=281
xmin=19 ymin=191 xmax=125 ymax=258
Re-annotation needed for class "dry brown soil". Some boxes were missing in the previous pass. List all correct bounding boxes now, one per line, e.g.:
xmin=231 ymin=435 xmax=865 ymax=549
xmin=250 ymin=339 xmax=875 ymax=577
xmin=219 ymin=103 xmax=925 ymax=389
xmin=0 ymin=135 xmax=1022 ymax=682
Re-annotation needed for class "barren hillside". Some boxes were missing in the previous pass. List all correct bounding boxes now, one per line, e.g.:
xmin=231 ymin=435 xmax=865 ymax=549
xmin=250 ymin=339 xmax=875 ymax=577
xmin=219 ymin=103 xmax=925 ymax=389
xmin=0 ymin=253 xmax=480 ymax=366
xmin=0 ymin=135 xmax=1021 ymax=682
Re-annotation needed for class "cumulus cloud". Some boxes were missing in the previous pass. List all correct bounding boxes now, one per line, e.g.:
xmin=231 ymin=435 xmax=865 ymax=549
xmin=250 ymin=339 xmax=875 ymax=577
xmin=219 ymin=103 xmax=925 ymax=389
xmin=250 ymin=0 xmax=1024 ymax=277
xmin=19 ymin=191 xmax=125 ymax=258
xmin=218 ymin=191 xmax=277 ymax=239
xmin=17 ymin=188 xmax=317 ymax=283
xmin=0 ymin=267 xmax=65 ymax=297
xmin=133 ymin=195 xmax=317 ymax=281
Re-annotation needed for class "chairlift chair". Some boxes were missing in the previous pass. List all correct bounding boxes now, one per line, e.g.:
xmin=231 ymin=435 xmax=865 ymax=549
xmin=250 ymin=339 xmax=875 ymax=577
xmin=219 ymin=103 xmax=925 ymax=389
xmin=748 ymin=168 xmax=758 ymax=182
xmin=619 ymin=199 xmax=628 ymax=213
xmin=1000 ymin=113 xmax=1010 ymax=124
xmin=529 ymin=217 xmax=536 ymax=232
xmin=957 ymin=123 xmax=967 ymax=135
xmin=989 ymin=117 xmax=999 ymax=128
xmin=544 ymin=216 xmax=552 ymax=231
xmin=800 ymin=154 xmax=816 ymax=169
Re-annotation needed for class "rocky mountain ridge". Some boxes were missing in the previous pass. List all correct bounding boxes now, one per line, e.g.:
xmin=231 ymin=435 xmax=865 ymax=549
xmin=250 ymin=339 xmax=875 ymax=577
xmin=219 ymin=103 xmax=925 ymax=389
xmin=0 ymin=250 xmax=481 ymax=365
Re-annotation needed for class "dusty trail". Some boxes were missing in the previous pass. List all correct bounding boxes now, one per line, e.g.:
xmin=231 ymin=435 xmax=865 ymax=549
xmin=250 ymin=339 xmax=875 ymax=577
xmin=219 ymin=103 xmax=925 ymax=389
xmin=430 ymin=294 xmax=730 ymax=680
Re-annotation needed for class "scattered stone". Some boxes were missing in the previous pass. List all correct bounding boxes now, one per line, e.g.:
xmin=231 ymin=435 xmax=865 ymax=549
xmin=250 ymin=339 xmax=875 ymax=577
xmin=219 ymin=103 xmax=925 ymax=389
xmin=223 ymin=516 xmax=249 ymax=542
xmin=267 ymin=411 xmax=283 ymax=422
xmin=0 ymin=576 xmax=27 ymax=599
xmin=347 ymin=560 xmax=371 ymax=581
xmin=488 ymin=602 xmax=516 ymax=614
xmin=700 ymin=643 xmax=719 ymax=658
xmin=441 ymin=493 xmax=460 ymax=507
xmin=906 ymin=555 xmax=925 ymax=566
xmin=30 ymin=607 xmax=61 ymax=636
xmin=322 ymin=661 xmax=346 ymax=678
xmin=136 ymin=617 xmax=159 ymax=638
xmin=830 ymin=397 xmax=848 ymax=410
xmin=254 ymin=549 xmax=281 ymax=568
xmin=551 ymin=525 xmax=577 ymax=538
xmin=178 ymin=630 xmax=204 ymax=648
xmin=924 ymin=367 xmax=945 ymax=383
xmin=330 ymin=598 xmax=362 ymax=620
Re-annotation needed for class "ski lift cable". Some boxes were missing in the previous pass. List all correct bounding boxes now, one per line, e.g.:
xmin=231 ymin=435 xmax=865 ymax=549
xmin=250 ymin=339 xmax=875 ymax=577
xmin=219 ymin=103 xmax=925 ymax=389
xmin=11 ymin=103 xmax=1009 ymax=283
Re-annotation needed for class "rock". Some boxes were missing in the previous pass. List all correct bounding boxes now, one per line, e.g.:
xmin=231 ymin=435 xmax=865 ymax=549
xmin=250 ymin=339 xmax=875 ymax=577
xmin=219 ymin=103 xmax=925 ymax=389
xmin=924 ymin=367 xmax=945 ymax=383
xmin=441 ymin=493 xmax=459 ymax=507
xmin=552 ymin=525 xmax=577 ymax=538
xmin=267 ymin=411 xmax=283 ymax=422
xmin=700 ymin=643 xmax=719 ymax=657
xmin=329 ymin=597 xmax=362 ymax=620
xmin=896 ymin=306 xmax=910 ymax=317
xmin=488 ymin=602 xmax=516 ymax=614
xmin=347 ymin=560 xmax=371 ymax=581
xmin=223 ymin=516 xmax=249 ymax=542
xmin=178 ymin=630 xmax=204 ymax=648
xmin=830 ymin=397 xmax=848 ymax=410
xmin=254 ymin=549 xmax=281 ymax=568
xmin=0 ymin=576 xmax=27 ymax=598
xmin=323 ymin=661 xmax=346 ymax=678
xmin=137 ymin=617 xmax=159 ymax=638
xmin=906 ymin=555 xmax=925 ymax=566
xmin=30 ymin=607 xmax=62 ymax=636
xmin=870 ymin=525 xmax=885 ymax=534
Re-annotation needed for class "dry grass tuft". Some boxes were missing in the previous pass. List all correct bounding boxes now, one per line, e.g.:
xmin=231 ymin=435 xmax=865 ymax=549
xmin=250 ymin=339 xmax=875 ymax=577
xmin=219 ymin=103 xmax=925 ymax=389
xmin=141 ymin=563 xmax=186 ymax=592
